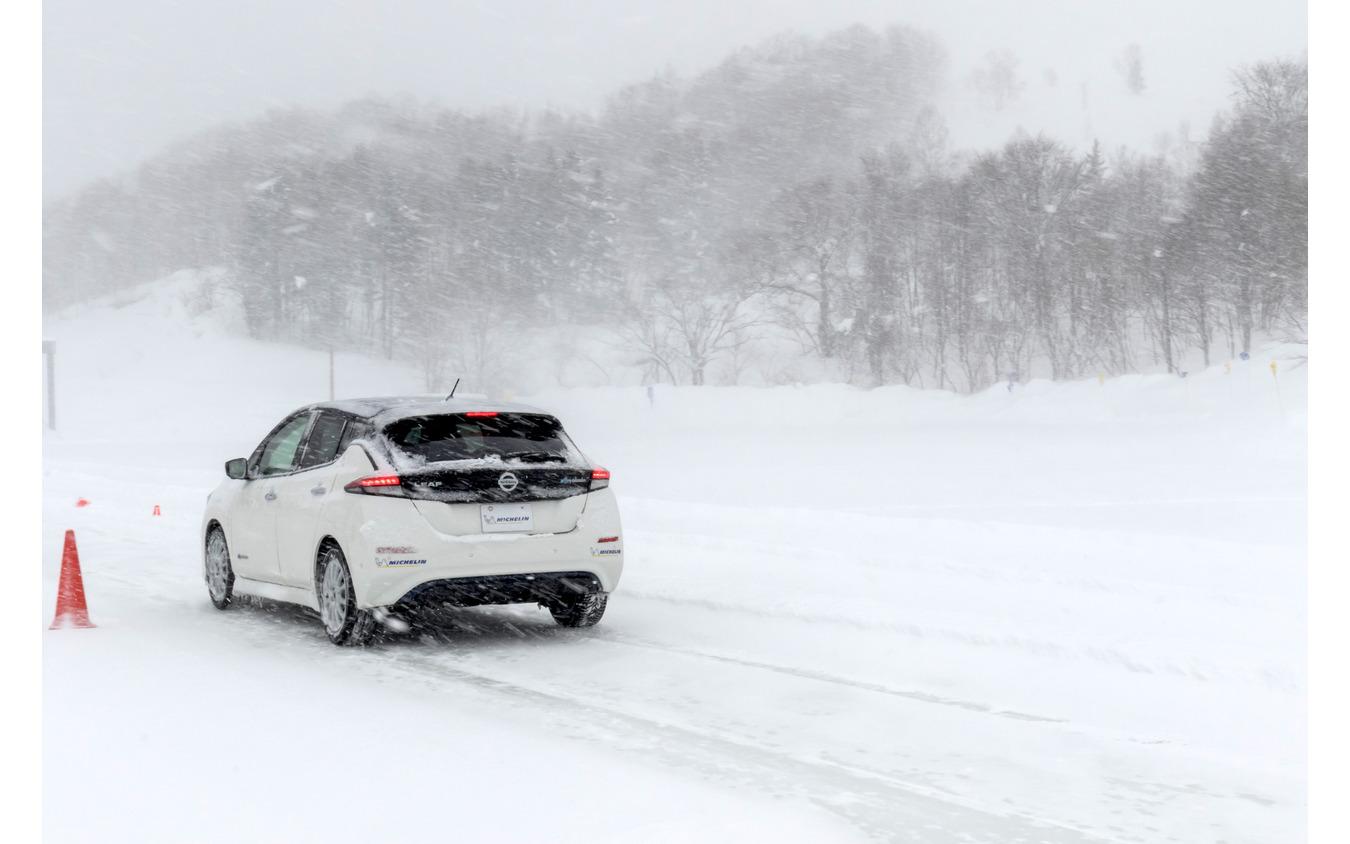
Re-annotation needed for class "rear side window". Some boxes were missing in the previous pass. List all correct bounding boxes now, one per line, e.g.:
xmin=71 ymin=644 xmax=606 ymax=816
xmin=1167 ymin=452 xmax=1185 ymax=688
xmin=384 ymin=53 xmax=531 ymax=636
xmin=296 ymin=412 xmax=348 ymax=470
xmin=339 ymin=421 xmax=370 ymax=453
xmin=384 ymin=414 xmax=577 ymax=465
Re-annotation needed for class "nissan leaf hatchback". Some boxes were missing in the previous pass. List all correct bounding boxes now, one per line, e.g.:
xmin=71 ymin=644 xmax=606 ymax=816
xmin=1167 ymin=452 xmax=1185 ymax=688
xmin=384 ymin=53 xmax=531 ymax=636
xmin=201 ymin=396 xmax=623 ymax=644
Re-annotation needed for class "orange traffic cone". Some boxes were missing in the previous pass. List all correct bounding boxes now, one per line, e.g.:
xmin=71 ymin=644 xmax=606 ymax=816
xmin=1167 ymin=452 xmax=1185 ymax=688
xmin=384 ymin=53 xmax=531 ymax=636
xmin=50 ymin=530 xmax=96 ymax=629
xmin=152 ymin=505 xmax=161 ymax=516
xmin=75 ymin=498 xmax=89 ymax=508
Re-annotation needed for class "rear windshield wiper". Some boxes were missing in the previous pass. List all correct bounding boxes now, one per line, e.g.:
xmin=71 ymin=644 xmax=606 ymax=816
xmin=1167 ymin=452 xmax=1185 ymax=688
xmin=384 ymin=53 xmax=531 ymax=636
xmin=501 ymin=451 xmax=566 ymax=463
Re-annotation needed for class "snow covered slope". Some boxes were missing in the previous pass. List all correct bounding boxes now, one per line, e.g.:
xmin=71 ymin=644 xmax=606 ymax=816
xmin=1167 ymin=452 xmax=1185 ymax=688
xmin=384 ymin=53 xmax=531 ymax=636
xmin=42 ymin=273 xmax=1307 ymax=842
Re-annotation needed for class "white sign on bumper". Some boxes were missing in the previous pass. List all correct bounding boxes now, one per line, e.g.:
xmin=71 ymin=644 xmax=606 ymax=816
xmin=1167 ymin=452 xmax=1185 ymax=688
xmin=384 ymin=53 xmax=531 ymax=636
xmin=481 ymin=502 xmax=533 ymax=532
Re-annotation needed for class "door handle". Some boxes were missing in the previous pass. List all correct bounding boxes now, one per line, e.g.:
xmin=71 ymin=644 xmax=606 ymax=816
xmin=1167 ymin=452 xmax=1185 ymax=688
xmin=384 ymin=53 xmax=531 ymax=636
xmin=310 ymin=486 xmax=326 ymax=496
xmin=264 ymin=491 xmax=277 ymax=501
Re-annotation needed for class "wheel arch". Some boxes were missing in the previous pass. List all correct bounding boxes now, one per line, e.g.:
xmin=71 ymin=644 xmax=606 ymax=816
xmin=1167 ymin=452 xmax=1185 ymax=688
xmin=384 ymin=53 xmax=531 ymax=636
xmin=203 ymin=519 xmax=225 ymax=573
xmin=314 ymin=535 xmax=343 ymax=588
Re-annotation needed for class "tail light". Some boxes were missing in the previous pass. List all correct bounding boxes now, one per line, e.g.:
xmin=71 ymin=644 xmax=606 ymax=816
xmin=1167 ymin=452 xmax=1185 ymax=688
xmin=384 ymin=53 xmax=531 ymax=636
xmin=344 ymin=474 xmax=406 ymax=496
xmin=590 ymin=465 xmax=611 ymax=491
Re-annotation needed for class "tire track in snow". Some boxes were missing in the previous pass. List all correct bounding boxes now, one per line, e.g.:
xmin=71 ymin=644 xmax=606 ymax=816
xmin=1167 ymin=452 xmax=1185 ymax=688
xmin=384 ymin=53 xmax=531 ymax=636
xmin=618 ymin=590 xmax=1295 ymax=687
xmin=218 ymin=600 xmax=1121 ymax=843
xmin=591 ymin=631 xmax=1066 ymax=724
xmin=377 ymin=638 xmax=1121 ymax=844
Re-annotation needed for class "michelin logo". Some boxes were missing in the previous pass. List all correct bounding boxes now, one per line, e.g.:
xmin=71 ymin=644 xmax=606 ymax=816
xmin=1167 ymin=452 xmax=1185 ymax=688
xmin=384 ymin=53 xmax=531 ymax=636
xmin=590 ymin=547 xmax=622 ymax=557
xmin=377 ymin=558 xmax=428 ymax=568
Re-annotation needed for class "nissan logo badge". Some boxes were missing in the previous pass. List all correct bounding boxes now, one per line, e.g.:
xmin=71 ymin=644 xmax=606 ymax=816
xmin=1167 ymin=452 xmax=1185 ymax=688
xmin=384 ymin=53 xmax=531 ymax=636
xmin=498 ymin=471 xmax=519 ymax=492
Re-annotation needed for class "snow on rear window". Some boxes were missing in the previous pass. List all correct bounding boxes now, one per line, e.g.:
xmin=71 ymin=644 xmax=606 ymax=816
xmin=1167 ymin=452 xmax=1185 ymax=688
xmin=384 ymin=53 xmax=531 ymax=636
xmin=381 ymin=413 xmax=583 ymax=469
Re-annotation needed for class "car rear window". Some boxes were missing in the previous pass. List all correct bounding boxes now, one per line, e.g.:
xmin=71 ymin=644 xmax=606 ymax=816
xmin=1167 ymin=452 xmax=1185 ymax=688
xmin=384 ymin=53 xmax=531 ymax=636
xmin=383 ymin=413 xmax=577 ymax=465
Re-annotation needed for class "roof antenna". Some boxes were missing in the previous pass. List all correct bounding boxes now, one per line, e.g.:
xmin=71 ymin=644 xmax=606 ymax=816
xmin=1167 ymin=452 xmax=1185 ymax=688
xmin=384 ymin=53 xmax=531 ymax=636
xmin=445 ymin=378 xmax=460 ymax=401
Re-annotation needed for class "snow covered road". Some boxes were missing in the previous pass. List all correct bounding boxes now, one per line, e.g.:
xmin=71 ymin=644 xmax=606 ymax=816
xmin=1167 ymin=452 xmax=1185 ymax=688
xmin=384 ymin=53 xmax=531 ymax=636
xmin=42 ymin=283 xmax=1306 ymax=842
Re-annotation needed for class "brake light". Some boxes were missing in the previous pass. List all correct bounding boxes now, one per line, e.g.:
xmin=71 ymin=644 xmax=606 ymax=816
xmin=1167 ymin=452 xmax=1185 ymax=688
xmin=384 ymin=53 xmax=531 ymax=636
xmin=344 ymin=474 xmax=404 ymax=495
xmin=590 ymin=465 xmax=610 ymax=491
xmin=465 ymin=411 xmax=498 ymax=417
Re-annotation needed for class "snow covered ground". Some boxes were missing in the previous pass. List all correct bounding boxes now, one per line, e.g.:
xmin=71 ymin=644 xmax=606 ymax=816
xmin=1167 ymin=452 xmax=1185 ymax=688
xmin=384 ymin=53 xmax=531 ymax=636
xmin=41 ymin=275 xmax=1307 ymax=842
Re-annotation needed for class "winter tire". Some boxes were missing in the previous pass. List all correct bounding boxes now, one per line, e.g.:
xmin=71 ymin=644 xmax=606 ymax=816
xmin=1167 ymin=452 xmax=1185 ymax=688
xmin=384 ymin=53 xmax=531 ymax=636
xmin=549 ymin=591 xmax=608 ymax=628
xmin=317 ymin=544 xmax=376 ymax=646
xmin=205 ymin=527 xmax=235 ymax=610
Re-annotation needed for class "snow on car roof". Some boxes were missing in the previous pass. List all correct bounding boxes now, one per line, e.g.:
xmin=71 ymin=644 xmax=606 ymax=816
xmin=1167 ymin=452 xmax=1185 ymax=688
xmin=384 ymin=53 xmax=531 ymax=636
xmin=303 ymin=395 xmax=553 ymax=423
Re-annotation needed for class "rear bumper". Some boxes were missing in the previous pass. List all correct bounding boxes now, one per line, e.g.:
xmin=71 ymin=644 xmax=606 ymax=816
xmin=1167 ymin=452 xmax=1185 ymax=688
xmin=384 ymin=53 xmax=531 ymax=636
xmin=335 ymin=488 xmax=624 ymax=609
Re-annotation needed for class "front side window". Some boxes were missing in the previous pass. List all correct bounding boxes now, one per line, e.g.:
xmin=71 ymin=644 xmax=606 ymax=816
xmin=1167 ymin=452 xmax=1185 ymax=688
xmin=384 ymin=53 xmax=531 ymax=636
xmin=383 ymin=413 xmax=577 ymax=465
xmin=257 ymin=414 xmax=312 ymax=476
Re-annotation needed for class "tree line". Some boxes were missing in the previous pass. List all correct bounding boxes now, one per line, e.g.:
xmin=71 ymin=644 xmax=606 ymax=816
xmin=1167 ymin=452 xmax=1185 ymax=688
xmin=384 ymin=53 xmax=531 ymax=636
xmin=42 ymin=25 xmax=1306 ymax=392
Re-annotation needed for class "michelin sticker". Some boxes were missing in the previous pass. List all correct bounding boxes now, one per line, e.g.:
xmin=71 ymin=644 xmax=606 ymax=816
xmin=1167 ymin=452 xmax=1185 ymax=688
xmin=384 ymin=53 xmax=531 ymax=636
xmin=591 ymin=547 xmax=622 ymax=557
xmin=375 ymin=546 xmax=426 ymax=568
xmin=378 ymin=558 xmax=428 ymax=567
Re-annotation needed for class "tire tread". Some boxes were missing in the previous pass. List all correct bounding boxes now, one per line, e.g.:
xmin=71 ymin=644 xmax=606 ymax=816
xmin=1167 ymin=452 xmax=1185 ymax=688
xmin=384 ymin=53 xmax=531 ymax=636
xmin=206 ymin=527 xmax=234 ymax=611
xmin=550 ymin=592 xmax=608 ymax=628
xmin=318 ymin=545 xmax=377 ymax=646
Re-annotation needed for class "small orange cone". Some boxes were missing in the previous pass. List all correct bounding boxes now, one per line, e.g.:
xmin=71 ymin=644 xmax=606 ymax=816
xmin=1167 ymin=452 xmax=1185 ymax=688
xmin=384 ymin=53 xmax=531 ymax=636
xmin=75 ymin=498 xmax=89 ymax=508
xmin=152 ymin=505 xmax=161 ymax=516
xmin=50 ymin=530 xmax=96 ymax=629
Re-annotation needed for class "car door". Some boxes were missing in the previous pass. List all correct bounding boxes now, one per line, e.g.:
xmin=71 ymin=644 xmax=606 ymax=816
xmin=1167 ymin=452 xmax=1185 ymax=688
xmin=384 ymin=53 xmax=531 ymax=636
xmin=230 ymin=412 xmax=313 ymax=583
xmin=274 ymin=411 xmax=351 ymax=588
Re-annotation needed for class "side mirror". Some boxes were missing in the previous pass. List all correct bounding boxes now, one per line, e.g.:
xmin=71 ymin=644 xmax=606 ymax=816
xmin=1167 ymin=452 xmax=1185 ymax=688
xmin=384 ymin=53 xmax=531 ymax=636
xmin=225 ymin=458 xmax=248 ymax=480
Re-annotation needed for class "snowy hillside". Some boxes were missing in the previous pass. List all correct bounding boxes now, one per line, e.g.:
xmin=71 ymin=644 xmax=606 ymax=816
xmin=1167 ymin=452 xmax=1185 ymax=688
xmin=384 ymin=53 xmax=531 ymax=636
xmin=42 ymin=274 xmax=1307 ymax=842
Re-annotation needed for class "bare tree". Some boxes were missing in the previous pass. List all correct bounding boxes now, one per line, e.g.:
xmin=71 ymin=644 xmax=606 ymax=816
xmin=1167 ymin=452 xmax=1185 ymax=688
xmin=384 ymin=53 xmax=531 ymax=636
xmin=1115 ymin=44 xmax=1146 ymax=95
xmin=970 ymin=50 xmax=1025 ymax=111
xmin=744 ymin=177 xmax=861 ymax=360
xmin=616 ymin=273 xmax=761 ymax=386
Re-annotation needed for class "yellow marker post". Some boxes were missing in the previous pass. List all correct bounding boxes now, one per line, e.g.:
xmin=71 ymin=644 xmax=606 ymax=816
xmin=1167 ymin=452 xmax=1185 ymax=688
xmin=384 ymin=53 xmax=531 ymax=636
xmin=1225 ymin=362 xmax=1231 ymax=374
xmin=1271 ymin=360 xmax=1284 ymax=420
xmin=1098 ymin=372 xmax=1105 ymax=386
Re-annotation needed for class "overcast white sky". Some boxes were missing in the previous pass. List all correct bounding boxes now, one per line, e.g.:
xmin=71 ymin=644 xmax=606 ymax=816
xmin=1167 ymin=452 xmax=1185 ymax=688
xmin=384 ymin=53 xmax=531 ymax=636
xmin=43 ymin=0 xmax=1307 ymax=201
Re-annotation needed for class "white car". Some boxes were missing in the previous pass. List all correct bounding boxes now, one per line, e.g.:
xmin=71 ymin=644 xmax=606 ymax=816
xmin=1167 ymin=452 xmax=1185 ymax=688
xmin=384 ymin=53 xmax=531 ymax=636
xmin=202 ymin=396 xmax=623 ymax=644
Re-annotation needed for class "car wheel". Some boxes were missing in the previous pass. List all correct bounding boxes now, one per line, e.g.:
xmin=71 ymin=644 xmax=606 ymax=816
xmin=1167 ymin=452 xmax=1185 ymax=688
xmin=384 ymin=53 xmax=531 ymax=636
xmin=317 ymin=545 xmax=376 ymax=646
xmin=205 ymin=527 xmax=235 ymax=610
xmin=549 ymin=591 xmax=608 ymax=628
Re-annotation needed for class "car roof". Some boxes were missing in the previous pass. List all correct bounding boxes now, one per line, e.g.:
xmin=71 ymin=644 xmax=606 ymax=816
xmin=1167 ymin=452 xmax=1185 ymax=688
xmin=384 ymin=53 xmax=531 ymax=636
xmin=300 ymin=395 xmax=555 ymax=425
